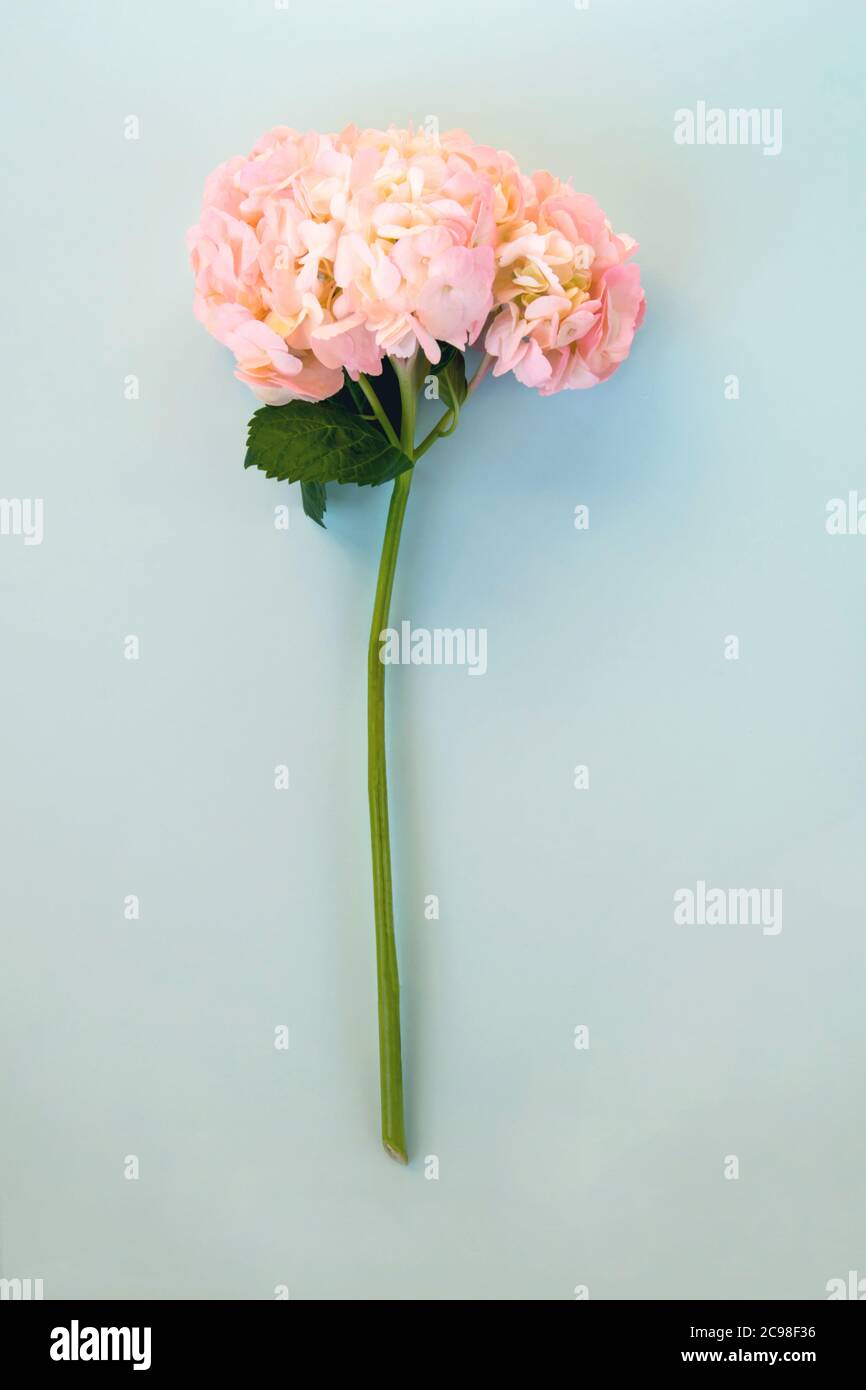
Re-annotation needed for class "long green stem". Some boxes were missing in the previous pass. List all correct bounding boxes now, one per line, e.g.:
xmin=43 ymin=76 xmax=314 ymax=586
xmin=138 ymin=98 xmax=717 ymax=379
xmin=367 ymin=362 xmax=417 ymax=1163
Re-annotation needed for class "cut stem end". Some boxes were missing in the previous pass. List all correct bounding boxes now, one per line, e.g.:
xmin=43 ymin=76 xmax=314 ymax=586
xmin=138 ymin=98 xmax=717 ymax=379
xmin=383 ymin=1139 xmax=409 ymax=1165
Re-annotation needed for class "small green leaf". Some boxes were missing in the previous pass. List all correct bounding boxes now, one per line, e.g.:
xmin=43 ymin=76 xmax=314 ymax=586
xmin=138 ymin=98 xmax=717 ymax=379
xmin=367 ymin=358 xmax=403 ymax=435
xmin=300 ymin=481 xmax=327 ymax=527
xmin=244 ymin=399 xmax=413 ymax=489
xmin=432 ymin=349 xmax=467 ymax=429
xmin=432 ymin=343 xmax=458 ymax=373
xmin=334 ymin=373 xmax=369 ymax=417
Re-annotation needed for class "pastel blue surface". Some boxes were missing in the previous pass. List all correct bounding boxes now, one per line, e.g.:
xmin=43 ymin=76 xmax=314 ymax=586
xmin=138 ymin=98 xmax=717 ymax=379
xmin=1 ymin=0 xmax=864 ymax=1299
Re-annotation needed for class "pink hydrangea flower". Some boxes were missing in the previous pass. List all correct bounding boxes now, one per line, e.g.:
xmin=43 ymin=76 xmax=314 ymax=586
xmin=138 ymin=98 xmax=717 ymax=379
xmin=483 ymin=172 xmax=646 ymax=394
xmin=187 ymin=125 xmax=644 ymax=405
xmin=187 ymin=124 xmax=512 ymax=403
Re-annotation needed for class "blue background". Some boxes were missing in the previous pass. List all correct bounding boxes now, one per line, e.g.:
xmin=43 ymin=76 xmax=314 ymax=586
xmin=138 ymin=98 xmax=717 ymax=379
xmin=1 ymin=0 xmax=864 ymax=1298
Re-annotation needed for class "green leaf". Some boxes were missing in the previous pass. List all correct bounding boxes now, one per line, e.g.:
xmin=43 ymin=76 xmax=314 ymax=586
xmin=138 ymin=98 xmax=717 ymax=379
xmin=300 ymin=480 xmax=327 ymax=528
xmin=431 ymin=348 xmax=467 ymax=428
xmin=333 ymin=364 xmax=403 ymax=437
xmin=431 ymin=343 xmax=459 ymax=373
xmin=367 ymin=358 xmax=403 ymax=435
xmin=244 ymin=399 xmax=413 ymax=489
xmin=334 ymin=373 xmax=369 ymax=417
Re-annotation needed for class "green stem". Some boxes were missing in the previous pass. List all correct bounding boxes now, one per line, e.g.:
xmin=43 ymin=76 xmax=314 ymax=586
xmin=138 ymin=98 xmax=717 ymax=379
xmin=467 ymin=351 xmax=493 ymax=396
xmin=367 ymin=362 xmax=417 ymax=1164
xmin=358 ymin=373 xmax=402 ymax=450
xmin=413 ymin=352 xmax=490 ymax=461
xmin=414 ymin=411 xmax=454 ymax=461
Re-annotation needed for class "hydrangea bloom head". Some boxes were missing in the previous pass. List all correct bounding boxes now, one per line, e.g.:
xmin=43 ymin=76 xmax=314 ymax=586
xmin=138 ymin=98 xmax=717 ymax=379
xmin=188 ymin=124 xmax=505 ymax=403
xmin=187 ymin=125 xmax=644 ymax=403
xmin=484 ymin=171 xmax=646 ymax=394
